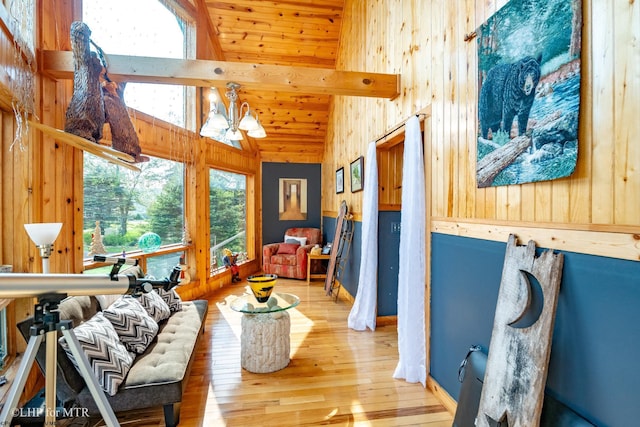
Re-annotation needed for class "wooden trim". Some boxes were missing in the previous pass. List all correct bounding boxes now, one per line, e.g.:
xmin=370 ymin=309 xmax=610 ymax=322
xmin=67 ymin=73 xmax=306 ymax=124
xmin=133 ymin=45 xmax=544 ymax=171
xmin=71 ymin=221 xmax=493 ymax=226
xmin=375 ymin=315 xmax=397 ymax=326
xmin=83 ymin=244 xmax=190 ymax=270
xmin=41 ymin=50 xmax=400 ymax=99
xmin=432 ymin=218 xmax=640 ymax=262
xmin=379 ymin=204 xmax=401 ymax=211
xmin=423 ymin=115 xmax=433 ymax=377
xmin=427 ymin=375 xmax=457 ymax=415
xmin=193 ymin=0 xmax=225 ymax=60
xmin=29 ymin=121 xmax=139 ymax=171
xmin=376 ymin=105 xmax=432 ymax=150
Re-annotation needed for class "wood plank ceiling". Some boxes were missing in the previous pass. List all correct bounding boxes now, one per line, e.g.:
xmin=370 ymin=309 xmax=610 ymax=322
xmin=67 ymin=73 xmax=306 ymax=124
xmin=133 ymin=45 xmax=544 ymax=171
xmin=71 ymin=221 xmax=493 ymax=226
xmin=201 ymin=0 xmax=345 ymax=162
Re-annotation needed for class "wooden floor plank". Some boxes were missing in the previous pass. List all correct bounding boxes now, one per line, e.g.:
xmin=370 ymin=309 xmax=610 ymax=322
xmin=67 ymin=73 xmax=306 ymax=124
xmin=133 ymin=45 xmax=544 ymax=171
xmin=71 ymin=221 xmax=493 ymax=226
xmin=64 ymin=279 xmax=453 ymax=426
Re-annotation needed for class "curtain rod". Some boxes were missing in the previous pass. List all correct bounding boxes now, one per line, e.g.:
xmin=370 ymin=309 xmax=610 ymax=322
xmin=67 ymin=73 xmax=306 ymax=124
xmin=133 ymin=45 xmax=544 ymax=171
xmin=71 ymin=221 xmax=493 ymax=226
xmin=374 ymin=113 xmax=427 ymax=144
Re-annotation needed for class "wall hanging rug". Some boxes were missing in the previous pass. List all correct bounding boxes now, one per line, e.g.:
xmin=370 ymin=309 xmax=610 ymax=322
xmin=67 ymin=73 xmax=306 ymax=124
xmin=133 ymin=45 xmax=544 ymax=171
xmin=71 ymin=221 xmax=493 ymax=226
xmin=476 ymin=0 xmax=582 ymax=187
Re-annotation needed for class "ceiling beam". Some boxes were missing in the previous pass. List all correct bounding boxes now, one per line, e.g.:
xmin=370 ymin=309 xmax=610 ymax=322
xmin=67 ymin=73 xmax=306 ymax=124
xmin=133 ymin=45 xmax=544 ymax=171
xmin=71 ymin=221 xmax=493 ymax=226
xmin=41 ymin=50 xmax=400 ymax=99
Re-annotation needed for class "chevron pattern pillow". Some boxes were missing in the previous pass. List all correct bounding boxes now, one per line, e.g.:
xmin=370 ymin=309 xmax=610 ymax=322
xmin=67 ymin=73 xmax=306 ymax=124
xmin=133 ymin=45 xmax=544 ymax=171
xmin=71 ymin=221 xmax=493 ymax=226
xmin=102 ymin=297 xmax=159 ymax=354
xmin=59 ymin=312 xmax=134 ymax=396
xmin=132 ymin=292 xmax=171 ymax=323
xmin=156 ymin=288 xmax=183 ymax=312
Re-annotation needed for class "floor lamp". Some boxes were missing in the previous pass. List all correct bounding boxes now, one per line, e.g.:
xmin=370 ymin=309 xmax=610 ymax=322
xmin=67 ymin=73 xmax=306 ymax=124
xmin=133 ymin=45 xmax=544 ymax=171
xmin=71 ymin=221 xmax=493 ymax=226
xmin=24 ymin=223 xmax=62 ymax=274
xmin=23 ymin=223 xmax=64 ymax=425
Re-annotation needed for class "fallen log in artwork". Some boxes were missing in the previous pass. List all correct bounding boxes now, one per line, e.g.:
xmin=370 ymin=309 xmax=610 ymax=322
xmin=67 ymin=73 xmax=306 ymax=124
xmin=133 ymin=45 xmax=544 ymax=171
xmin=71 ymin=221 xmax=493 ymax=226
xmin=476 ymin=135 xmax=531 ymax=187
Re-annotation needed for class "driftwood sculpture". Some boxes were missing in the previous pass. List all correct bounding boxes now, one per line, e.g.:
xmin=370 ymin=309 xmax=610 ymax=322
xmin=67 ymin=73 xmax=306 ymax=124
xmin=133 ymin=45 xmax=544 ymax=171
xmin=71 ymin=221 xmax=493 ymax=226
xmin=102 ymin=81 xmax=147 ymax=162
xmin=476 ymin=234 xmax=564 ymax=427
xmin=64 ymin=21 xmax=105 ymax=143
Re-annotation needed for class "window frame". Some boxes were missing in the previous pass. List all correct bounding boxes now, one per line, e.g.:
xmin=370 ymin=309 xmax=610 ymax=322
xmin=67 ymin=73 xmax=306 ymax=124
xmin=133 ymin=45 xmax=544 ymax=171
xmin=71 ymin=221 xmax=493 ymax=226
xmin=208 ymin=167 xmax=249 ymax=276
xmin=82 ymin=154 xmax=188 ymax=272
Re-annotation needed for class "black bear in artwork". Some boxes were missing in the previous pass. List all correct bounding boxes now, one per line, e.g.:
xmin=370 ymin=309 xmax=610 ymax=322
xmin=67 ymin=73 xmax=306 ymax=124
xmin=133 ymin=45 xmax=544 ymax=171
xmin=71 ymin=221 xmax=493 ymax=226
xmin=479 ymin=55 xmax=542 ymax=139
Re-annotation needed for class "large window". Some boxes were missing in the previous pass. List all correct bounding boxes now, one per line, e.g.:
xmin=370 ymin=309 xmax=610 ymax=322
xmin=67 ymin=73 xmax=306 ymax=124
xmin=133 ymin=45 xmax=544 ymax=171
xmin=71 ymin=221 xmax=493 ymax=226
xmin=210 ymin=169 xmax=247 ymax=273
xmin=82 ymin=0 xmax=191 ymax=276
xmin=83 ymin=156 xmax=184 ymax=259
xmin=83 ymin=0 xmax=189 ymax=128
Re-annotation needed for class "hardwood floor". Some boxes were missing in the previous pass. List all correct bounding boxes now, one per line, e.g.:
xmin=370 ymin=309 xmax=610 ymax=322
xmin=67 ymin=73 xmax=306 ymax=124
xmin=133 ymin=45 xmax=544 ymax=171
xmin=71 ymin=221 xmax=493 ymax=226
xmin=74 ymin=279 xmax=453 ymax=426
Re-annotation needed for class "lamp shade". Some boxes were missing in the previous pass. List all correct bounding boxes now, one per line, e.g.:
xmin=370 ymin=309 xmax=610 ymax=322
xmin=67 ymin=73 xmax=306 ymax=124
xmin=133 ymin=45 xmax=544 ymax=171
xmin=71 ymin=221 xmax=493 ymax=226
xmin=200 ymin=115 xmax=218 ymax=138
xmin=238 ymin=111 xmax=259 ymax=131
xmin=24 ymin=223 xmax=62 ymax=246
xmin=211 ymin=112 xmax=230 ymax=130
xmin=225 ymin=128 xmax=244 ymax=141
xmin=248 ymin=121 xmax=267 ymax=138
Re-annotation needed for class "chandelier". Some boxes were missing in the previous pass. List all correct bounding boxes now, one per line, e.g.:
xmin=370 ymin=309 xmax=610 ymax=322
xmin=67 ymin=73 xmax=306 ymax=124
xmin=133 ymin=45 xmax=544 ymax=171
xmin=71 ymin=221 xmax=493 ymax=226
xmin=200 ymin=82 xmax=266 ymax=141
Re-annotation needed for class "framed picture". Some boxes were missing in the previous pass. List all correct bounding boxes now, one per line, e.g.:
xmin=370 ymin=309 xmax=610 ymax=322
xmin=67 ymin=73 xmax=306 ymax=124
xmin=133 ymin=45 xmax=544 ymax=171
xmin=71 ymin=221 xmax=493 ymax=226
xmin=335 ymin=167 xmax=344 ymax=194
xmin=278 ymin=178 xmax=308 ymax=220
xmin=350 ymin=156 xmax=364 ymax=193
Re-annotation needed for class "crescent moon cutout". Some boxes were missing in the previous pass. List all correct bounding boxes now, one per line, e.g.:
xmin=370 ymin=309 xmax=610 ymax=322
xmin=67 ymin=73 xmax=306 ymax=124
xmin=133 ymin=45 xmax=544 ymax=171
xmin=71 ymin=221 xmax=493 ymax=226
xmin=507 ymin=270 xmax=545 ymax=329
xmin=485 ymin=410 xmax=510 ymax=427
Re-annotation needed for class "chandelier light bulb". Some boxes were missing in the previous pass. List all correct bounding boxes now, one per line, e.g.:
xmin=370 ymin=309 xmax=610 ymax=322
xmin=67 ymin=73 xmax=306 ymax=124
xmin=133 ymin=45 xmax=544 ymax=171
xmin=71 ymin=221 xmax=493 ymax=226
xmin=200 ymin=82 xmax=267 ymax=140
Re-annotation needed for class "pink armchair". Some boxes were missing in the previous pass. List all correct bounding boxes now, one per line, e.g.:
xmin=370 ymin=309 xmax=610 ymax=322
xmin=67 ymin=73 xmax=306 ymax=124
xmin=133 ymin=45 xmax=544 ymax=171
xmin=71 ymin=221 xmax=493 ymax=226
xmin=263 ymin=228 xmax=322 ymax=279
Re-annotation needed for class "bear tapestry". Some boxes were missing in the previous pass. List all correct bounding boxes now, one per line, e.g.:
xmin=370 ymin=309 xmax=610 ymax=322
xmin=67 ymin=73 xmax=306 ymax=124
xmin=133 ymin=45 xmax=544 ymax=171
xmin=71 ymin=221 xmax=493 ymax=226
xmin=476 ymin=0 xmax=582 ymax=188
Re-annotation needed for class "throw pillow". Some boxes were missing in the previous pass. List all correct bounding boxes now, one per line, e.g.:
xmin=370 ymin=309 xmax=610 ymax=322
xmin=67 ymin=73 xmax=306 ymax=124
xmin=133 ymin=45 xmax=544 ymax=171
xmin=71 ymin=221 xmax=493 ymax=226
xmin=156 ymin=288 xmax=183 ymax=312
xmin=58 ymin=312 xmax=134 ymax=396
xmin=132 ymin=292 xmax=171 ymax=323
xmin=102 ymin=297 xmax=159 ymax=354
xmin=277 ymin=243 xmax=300 ymax=255
xmin=284 ymin=235 xmax=307 ymax=246
xmin=95 ymin=294 xmax=122 ymax=310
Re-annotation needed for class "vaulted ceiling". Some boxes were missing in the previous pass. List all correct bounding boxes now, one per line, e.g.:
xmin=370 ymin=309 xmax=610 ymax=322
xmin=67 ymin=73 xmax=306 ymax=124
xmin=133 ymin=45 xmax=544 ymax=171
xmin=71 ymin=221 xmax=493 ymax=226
xmin=200 ymin=0 xmax=345 ymax=162
xmin=42 ymin=1 xmax=399 ymax=163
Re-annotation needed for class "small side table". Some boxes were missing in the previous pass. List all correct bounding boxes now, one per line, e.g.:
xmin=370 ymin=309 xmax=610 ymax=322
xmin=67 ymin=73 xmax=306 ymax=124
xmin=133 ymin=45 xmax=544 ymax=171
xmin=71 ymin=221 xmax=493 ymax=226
xmin=230 ymin=292 xmax=300 ymax=373
xmin=307 ymin=253 xmax=331 ymax=285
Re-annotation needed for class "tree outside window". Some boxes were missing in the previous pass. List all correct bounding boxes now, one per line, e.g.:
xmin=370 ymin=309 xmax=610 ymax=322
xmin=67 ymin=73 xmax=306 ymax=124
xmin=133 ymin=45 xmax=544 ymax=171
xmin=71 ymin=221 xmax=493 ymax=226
xmin=83 ymin=156 xmax=184 ymax=257
xmin=209 ymin=169 xmax=246 ymax=272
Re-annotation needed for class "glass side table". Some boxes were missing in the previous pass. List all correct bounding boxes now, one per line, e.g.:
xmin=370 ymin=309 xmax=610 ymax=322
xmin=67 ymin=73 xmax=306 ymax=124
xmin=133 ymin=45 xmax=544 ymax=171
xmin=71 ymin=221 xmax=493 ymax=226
xmin=230 ymin=292 xmax=300 ymax=373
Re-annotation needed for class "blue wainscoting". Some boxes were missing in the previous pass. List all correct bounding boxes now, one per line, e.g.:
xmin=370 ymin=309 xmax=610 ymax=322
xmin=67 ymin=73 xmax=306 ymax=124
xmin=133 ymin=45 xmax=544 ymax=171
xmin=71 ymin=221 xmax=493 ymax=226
xmin=377 ymin=211 xmax=401 ymax=316
xmin=323 ymin=210 xmax=401 ymax=316
xmin=430 ymin=233 xmax=640 ymax=427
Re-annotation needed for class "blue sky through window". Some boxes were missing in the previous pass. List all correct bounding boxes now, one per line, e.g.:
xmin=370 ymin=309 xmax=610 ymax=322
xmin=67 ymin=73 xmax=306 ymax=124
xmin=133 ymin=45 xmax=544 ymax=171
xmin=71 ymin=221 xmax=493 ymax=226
xmin=82 ymin=0 xmax=185 ymax=126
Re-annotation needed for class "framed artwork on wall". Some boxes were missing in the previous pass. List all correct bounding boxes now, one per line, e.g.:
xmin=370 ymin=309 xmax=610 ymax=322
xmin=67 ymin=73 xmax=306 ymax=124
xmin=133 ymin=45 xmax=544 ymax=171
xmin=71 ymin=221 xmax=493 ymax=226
xmin=350 ymin=156 xmax=364 ymax=193
xmin=278 ymin=178 xmax=308 ymax=220
xmin=336 ymin=167 xmax=344 ymax=194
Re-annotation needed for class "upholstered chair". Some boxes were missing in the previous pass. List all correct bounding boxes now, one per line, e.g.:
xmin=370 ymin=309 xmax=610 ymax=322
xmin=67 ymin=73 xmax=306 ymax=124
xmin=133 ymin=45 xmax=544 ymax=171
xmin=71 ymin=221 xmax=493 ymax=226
xmin=262 ymin=228 xmax=321 ymax=279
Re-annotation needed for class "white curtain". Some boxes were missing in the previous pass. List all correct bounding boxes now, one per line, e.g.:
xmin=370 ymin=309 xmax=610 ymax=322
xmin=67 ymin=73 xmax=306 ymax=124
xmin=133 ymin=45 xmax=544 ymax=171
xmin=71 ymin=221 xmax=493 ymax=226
xmin=393 ymin=115 xmax=426 ymax=387
xmin=348 ymin=141 xmax=378 ymax=331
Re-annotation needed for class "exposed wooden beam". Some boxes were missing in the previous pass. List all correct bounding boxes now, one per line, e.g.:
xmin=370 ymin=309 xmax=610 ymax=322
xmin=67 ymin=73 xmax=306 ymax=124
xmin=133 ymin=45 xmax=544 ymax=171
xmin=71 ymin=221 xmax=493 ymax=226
xmin=41 ymin=50 xmax=400 ymax=99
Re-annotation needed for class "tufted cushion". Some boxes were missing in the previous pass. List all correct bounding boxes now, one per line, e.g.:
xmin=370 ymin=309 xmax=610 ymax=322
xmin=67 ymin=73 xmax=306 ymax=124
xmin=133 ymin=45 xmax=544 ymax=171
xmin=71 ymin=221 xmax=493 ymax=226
xmin=122 ymin=301 xmax=202 ymax=388
xmin=59 ymin=312 xmax=134 ymax=396
xmin=133 ymin=292 xmax=171 ymax=323
xmin=103 ymin=297 xmax=159 ymax=354
xmin=18 ymin=297 xmax=208 ymax=418
xmin=277 ymin=243 xmax=300 ymax=255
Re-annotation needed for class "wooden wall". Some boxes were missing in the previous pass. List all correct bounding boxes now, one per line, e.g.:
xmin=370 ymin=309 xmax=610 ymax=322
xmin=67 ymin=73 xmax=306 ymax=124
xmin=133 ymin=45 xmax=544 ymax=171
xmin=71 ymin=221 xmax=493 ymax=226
xmin=0 ymin=1 xmax=261 ymax=299
xmin=323 ymin=0 xmax=640 ymax=262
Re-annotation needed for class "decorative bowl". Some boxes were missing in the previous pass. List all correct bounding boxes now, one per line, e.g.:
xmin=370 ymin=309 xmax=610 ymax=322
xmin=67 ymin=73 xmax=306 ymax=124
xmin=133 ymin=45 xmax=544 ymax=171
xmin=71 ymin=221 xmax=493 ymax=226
xmin=247 ymin=274 xmax=277 ymax=303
